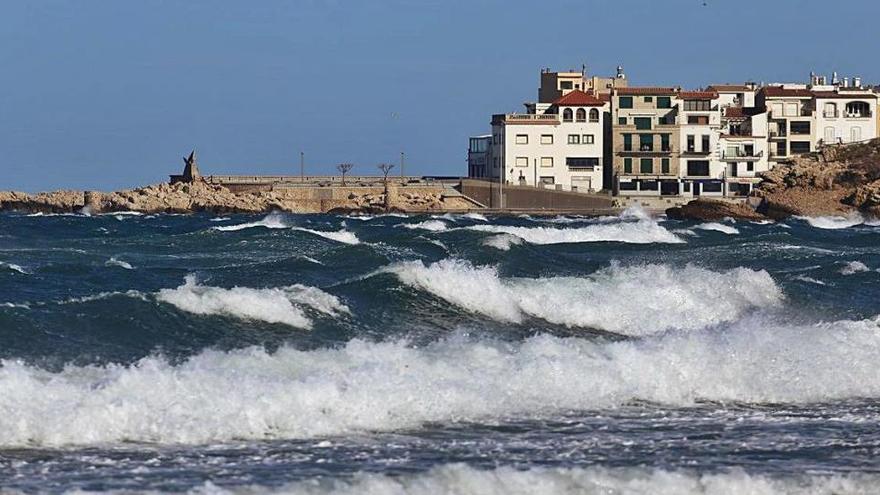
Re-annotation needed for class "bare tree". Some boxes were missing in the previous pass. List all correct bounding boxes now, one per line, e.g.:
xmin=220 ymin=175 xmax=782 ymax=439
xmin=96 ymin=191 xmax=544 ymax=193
xmin=336 ymin=163 xmax=354 ymax=186
xmin=377 ymin=163 xmax=394 ymax=183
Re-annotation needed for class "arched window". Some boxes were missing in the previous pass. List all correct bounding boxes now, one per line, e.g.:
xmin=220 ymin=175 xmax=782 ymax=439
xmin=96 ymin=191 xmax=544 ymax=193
xmin=562 ymin=108 xmax=573 ymax=122
xmin=823 ymin=102 xmax=837 ymax=118
xmin=575 ymin=108 xmax=586 ymax=122
xmin=845 ymin=101 xmax=870 ymax=118
xmin=589 ymin=108 xmax=600 ymax=122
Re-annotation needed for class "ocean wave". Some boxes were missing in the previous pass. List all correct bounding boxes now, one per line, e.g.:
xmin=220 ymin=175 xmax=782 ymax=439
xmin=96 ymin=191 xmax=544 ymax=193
xmin=1 ymin=315 xmax=878 ymax=447
xmin=213 ymin=213 xmax=288 ymax=231
xmin=382 ymin=259 xmax=782 ymax=335
xmin=466 ymin=218 xmax=683 ymax=245
xmin=0 ymin=261 xmax=30 ymax=274
xmin=796 ymin=214 xmax=869 ymax=230
xmin=694 ymin=222 xmax=740 ymax=235
xmin=210 ymin=217 xmax=231 ymax=222
xmin=194 ymin=464 xmax=880 ymax=495
xmin=401 ymin=220 xmax=449 ymax=232
xmin=482 ymin=233 xmax=523 ymax=251
xmin=105 ymin=257 xmax=134 ymax=270
xmin=156 ymin=276 xmax=349 ymax=329
xmin=840 ymin=261 xmax=870 ymax=275
xmin=793 ymin=275 xmax=827 ymax=286
xmin=291 ymin=227 xmax=360 ymax=245
xmin=462 ymin=212 xmax=488 ymax=222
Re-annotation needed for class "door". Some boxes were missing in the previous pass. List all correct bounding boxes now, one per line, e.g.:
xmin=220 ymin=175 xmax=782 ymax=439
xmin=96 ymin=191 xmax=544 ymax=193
xmin=851 ymin=127 xmax=862 ymax=143
xmin=824 ymin=126 xmax=835 ymax=144
xmin=571 ymin=177 xmax=591 ymax=192
xmin=728 ymin=162 xmax=738 ymax=177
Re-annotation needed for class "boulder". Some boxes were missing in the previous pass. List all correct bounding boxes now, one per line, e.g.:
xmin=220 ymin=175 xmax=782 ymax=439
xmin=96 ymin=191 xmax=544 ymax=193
xmin=666 ymin=198 xmax=766 ymax=222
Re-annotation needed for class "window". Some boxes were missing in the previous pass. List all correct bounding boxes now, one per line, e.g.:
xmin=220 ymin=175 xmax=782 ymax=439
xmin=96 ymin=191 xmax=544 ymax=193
xmin=618 ymin=117 xmax=627 ymax=125
xmin=657 ymin=96 xmax=671 ymax=108
xmin=623 ymin=158 xmax=632 ymax=173
xmin=619 ymin=96 xmax=633 ymax=108
xmin=560 ymin=81 xmax=573 ymax=90
xmin=576 ymin=108 xmax=587 ymax=122
xmin=661 ymin=158 xmax=670 ymax=174
xmin=566 ymin=157 xmax=599 ymax=169
xmin=785 ymin=102 xmax=799 ymax=117
xmin=640 ymin=158 xmax=653 ymax=174
xmin=640 ymin=180 xmax=658 ymax=191
xmin=790 ymin=141 xmax=811 ymax=154
xmin=688 ymin=115 xmax=709 ymax=125
xmin=644 ymin=96 xmax=653 ymax=103
xmin=824 ymin=102 xmax=838 ymax=118
xmin=515 ymin=134 xmax=528 ymax=145
xmin=747 ymin=162 xmax=754 ymax=172
xmin=703 ymin=182 xmax=723 ymax=193
xmin=583 ymin=134 xmax=594 ymax=144
xmin=634 ymin=117 xmax=652 ymax=130
xmin=568 ymin=134 xmax=580 ymax=144
xmin=846 ymin=101 xmax=871 ymax=117
xmin=623 ymin=134 xmax=632 ymax=151
xmin=562 ymin=108 xmax=573 ymax=122
xmin=515 ymin=157 xmax=528 ymax=167
xmin=684 ymin=100 xmax=712 ymax=111
xmin=540 ymin=176 xmax=555 ymax=185
xmin=640 ymin=134 xmax=653 ymax=151
xmin=619 ymin=181 xmax=637 ymax=191
xmin=541 ymin=134 xmax=554 ymax=144
xmin=776 ymin=142 xmax=787 ymax=156
xmin=540 ymin=157 xmax=554 ymax=167
xmin=687 ymin=135 xmax=695 ymax=152
xmin=790 ymin=121 xmax=811 ymax=135
xmin=658 ymin=116 xmax=668 ymax=125
xmin=589 ymin=108 xmax=600 ymax=122
xmin=687 ymin=160 xmax=710 ymax=176
xmin=661 ymin=134 xmax=670 ymax=151
xmin=701 ymin=135 xmax=710 ymax=152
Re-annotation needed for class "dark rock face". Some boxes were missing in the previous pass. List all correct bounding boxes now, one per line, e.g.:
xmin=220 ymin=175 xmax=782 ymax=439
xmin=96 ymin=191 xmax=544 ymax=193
xmin=666 ymin=199 xmax=766 ymax=222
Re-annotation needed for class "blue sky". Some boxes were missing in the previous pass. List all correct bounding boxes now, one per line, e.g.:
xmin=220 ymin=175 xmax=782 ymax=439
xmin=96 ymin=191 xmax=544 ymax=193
xmin=2 ymin=0 xmax=879 ymax=191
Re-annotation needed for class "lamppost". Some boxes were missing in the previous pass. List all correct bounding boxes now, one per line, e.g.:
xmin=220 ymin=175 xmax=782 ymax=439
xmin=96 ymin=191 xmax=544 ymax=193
xmin=300 ymin=151 xmax=304 ymax=182
xmin=400 ymin=151 xmax=405 ymax=183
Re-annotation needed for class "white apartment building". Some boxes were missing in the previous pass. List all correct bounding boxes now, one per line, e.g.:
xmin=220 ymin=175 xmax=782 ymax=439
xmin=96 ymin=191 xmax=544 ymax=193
xmin=489 ymin=90 xmax=608 ymax=192
xmin=718 ymin=107 xmax=770 ymax=197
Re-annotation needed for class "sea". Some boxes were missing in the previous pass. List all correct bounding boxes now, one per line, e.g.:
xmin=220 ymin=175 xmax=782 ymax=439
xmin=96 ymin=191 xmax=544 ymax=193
xmin=1 ymin=208 xmax=879 ymax=494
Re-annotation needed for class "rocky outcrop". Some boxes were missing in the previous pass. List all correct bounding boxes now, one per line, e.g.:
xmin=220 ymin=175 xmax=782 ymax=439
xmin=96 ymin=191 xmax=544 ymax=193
xmin=0 ymin=180 xmax=481 ymax=215
xmin=666 ymin=198 xmax=766 ymax=222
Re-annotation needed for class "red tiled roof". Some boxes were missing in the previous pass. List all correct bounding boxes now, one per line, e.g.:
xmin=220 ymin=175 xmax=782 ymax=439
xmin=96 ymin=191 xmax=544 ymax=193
xmin=708 ymin=84 xmax=752 ymax=92
xmin=812 ymin=91 xmax=878 ymax=100
xmin=760 ymin=86 xmax=813 ymax=98
xmin=679 ymin=91 xmax=718 ymax=100
xmin=615 ymin=87 xmax=678 ymax=96
xmin=553 ymin=90 xmax=606 ymax=106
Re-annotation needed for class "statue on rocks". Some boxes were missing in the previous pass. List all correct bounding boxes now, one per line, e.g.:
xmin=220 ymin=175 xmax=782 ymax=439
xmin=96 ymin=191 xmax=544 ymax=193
xmin=169 ymin=150 xmax=201 ymax=184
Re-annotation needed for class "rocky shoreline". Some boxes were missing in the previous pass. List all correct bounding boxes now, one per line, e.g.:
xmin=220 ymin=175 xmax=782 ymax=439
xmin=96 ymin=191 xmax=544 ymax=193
xmin=667 ymin=139 xmax=880 ymax=222
xmin=0 ymin=180 xmax=478 ymax=215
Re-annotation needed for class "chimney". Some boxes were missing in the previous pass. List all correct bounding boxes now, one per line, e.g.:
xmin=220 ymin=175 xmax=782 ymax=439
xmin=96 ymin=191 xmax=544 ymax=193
xmin=832 ymin=71 xmax=839 ymax=85
xmin=854 ymin=76 xmax=862 ymax=88
xmin=843 ymin=77 xmax=850 ymax=88
xmin=820 ymin=75 xmax=827 ymax=85
xmin=810 ymin=71 xmax=816 ymax=85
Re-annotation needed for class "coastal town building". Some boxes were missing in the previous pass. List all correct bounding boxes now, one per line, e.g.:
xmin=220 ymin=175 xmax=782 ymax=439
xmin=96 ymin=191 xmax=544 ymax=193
xmin=469 ymin=66 xmax=877 ymax=200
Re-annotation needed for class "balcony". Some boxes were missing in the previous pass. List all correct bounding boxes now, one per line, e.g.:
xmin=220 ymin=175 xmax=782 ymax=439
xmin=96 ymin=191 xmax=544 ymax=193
xmin=769 ymin=130 xmax=787 ymax=139
xmin=681 ymin=148 xmax=712 ymax=156
xmin=721 ymin=150 xmax=764 ymax=161
xmin=616 ymin=146 xmax=672 ymax=155
xmin=845 ymin=112 xmax=873 ymax=119
xmin=823 ymin=111 xmax=839 ymax=118
xmin=493 ymin=113 xmax=560 ymax=125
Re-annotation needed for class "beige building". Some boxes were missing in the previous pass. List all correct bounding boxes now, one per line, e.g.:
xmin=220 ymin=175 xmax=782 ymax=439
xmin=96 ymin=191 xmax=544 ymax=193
xmin=538 ymin=66 xmax=627 ymax=103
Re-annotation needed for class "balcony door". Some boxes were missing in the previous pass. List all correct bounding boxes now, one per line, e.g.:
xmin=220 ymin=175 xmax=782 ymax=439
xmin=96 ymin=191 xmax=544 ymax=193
xmin=851 ymin=127 xmax=861 ymax=143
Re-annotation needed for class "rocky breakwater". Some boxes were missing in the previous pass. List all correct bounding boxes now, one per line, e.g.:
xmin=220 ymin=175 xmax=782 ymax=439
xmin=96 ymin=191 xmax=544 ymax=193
xmin=0 ymin=180 xmax=480 ymax=214
xmin=668 ymin=138 xmax=880 ymax=221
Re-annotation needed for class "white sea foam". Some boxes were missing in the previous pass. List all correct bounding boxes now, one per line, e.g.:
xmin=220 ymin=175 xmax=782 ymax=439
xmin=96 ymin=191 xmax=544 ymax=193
xmin=105 ymin=257 xmax=134 ymax=270
xmin=462 ymin=212 xmax=488 ymax=222
xmin=466 ymin=219 xmax=683 ymax=245
xmin=291 ymin=227 xmax=360 ymax=245
xmin=401 ymin=220 xmax=449 ymax=232
xmin=482 ymin=233 xmax=524 ymax=251
xmin=156 ymin=276 xmax=349 ymax=329
xmin=793 ymin=275 xmax=827 ymax=286
xmin=383 ymin=259 xmax=782 ymax=335
xmin=694 ymin=222 xmax=740 ymax=235
xmin=194 ymin=464 xmax=880 ymax=495
xmin=210 ymin=217 xmax=231 ymax=222
xmin=796 ymin=214 xmax=866 ymax=229
xmin=840 ymin=261 xmax=871 ymax=275
xmin=214 ymin=213 xmax=288 ymax=231
xmin=60 ymin=290 xmax=149 ymax=305
xmin=1 ymin=315 xmax=879 ymax=447
xmin=0 ymin=261 xmax=29 ymax=274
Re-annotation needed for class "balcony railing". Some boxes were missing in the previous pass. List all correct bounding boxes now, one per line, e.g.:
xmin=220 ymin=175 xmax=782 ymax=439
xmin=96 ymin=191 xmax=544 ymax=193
xmin=722 ymin=150 xmax=764 ymax=160
xmin=769 ymin=130 xmax=787 ymax=138
xmin=502 ymin=114 xmax=560 ymax=122
xmin=823 ymin=111 xmax=839 ymax=118
xmin=683 ymin=147 xmax=711 ymax=155
xmin=845 ymin=112 xmax=873 ymax=119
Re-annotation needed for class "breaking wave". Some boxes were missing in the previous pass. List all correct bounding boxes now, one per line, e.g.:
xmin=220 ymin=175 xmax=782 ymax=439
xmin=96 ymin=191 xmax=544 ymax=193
xmin=796 ymin=214 xmax=869 ymax=230
xmin=694 ymin=222 xmax=740 ymax=235
xmin=840 ymin=261 xmax=871 ymax=275
xmin=382 ymin=259 xmax=782 ymax=335
xmin=156 ymin=276 xmax=349 ymax=329
xmin=401 ymin=219 xmax=449 ymax=232
xmin=482 ymin=233 xmax=523 ymax=251
xmin=1 ymin=315 xmax=879 ymax=447
xmin=465 ymin=217 xmax=683 ymax=244
xmin=194 ymin=463 xmax=880 ymax=495
xmin=213 ymin=213 xmax=288 ymax=231
xmin=291 ymin=227 xmax=360 ymax=245
xmin=105 ymin=257 xmax=134 ymax=270
xmin=0 ymin=261 xmax=29 ymax=274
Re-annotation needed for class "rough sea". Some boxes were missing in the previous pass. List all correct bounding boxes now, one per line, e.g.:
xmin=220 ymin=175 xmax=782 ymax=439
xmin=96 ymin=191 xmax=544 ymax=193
xmin=1 ymin=208 xmax=880 ymax=494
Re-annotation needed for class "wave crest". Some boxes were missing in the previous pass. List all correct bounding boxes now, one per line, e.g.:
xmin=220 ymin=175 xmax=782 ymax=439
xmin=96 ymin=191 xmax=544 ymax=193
xmin=383 ymin=259 xmax=782 ymax=335
xmin=465 ymin=217 xmax=682 ymax=245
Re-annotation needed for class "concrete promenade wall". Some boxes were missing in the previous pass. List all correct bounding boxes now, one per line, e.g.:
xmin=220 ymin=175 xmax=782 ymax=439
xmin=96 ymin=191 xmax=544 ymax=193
xmin=460 ymin=179 xmax=614 ymax=211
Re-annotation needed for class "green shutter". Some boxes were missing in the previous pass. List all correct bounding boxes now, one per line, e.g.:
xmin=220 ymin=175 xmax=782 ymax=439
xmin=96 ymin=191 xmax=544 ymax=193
xmin=634 ymin=117 xmax=652 ymax=130
xmin=619 ymin=96 xmax=633 ymax=108
xmin=640 ymin=158 xmax=653 ymax=174
xmin=623 ymin=158 xmax=632 ymax=173
xmin=657 ymin=96 xmax=671 ymax=108
xmin=623 ymin=134 xmax=632 ymax=151
xmin=618 ymin=117 xmax=627 ymax=125
xmin=661 ymin=158 xmax=670 ymax=174
xmin=639 ymin=134 xmax=653 ymax=150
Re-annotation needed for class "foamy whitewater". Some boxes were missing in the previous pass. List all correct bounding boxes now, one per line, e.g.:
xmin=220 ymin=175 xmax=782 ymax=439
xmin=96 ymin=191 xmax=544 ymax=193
xmin=1 ymin=209 xmax=880 ymax=492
